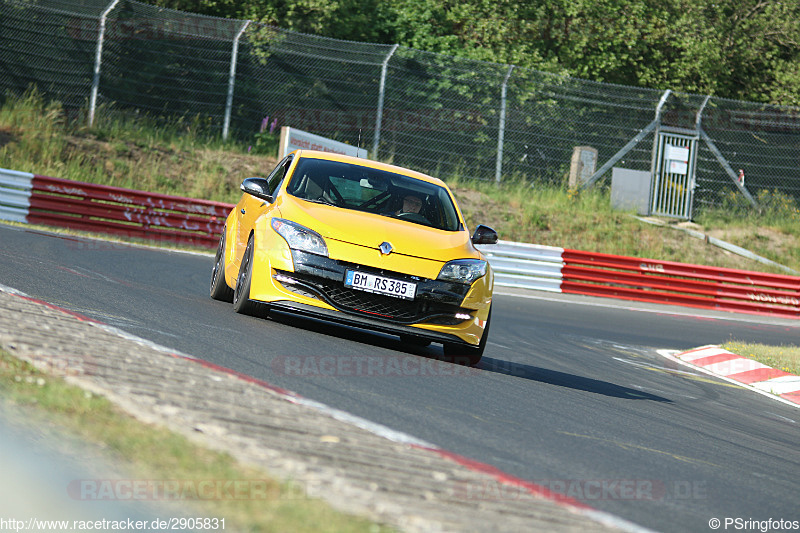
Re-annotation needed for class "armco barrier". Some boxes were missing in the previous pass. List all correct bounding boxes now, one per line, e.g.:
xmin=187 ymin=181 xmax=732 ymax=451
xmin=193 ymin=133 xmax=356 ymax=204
xmin=475 ymin=241 xmax=565 ymax=293
xmin=2 ymin=168 xmax=798 ymax=319
xmin=0 ymin=168 xmax=32 ymax=223
xmin=478 ymin=241 xmax=800 ymax=319
xmin=0 ymin=168 xmax=233 ymax=248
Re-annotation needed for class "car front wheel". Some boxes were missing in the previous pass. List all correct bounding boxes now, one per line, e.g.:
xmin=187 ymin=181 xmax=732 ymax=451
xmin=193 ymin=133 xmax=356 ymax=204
xmin=442 ymin=308 xmax=491 ymax=366
xmin=210 ymin=230 xmax=234 ymax=302
xmin=233 ymin=236 xmax=267 ymax=317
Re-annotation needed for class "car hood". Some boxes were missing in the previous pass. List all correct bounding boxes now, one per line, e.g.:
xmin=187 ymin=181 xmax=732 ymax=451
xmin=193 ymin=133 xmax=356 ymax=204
xmin=279 ymin=197 xmax=479 ymax=262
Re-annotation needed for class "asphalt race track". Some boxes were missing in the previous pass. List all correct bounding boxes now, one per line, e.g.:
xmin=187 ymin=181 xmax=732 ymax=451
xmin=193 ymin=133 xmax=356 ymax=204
xmin=1 ymin=223 xmax=798 ymax=533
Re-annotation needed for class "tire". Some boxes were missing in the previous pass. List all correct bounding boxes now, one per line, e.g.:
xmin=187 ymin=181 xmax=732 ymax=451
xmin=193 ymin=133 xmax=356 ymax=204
xmin=210 ymin=230 xmax=234 ymax=302
xmin=233 ymin=236 xmax=267 ymax=317
xmin=442 ymin=307 xmax=491 ymax=366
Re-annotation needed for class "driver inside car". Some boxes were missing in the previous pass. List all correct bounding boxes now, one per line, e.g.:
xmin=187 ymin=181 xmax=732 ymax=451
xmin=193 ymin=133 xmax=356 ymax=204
xmin=396 ymin=194 xmax=423 ymax=215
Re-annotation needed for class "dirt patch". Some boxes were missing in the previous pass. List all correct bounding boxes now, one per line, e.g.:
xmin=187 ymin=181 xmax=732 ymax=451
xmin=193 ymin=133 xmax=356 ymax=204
xmin=700 ymin=225 xmax=798 ymax=271
xmin=210 ymin=149 xmax=277 ymax=177
xmin=0 ymin=127 xmax=16 ymax=148
xmin=450 ymin=186 xmax=511 ymax=232
xmin=59 ymin=133 xmax=279 ymax=201
xmin=705 ymin=226 xmax=794 ymax=255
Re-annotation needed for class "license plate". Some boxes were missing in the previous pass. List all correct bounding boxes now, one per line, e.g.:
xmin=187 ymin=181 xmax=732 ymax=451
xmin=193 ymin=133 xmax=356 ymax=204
xmin=344 ymin=270 xmax=416 ymax=300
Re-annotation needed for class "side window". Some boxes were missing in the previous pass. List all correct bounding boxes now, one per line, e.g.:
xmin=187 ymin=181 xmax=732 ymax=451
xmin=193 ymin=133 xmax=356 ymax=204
xmin=266 ymin=156 xmax=293 ymax=196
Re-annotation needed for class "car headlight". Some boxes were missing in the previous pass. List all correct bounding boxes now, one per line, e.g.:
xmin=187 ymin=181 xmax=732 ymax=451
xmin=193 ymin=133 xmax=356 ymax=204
xmin=437 ymin=259 xmax=487 ymax=284
xmin=271 ymin=218 xmax=328 ymax=257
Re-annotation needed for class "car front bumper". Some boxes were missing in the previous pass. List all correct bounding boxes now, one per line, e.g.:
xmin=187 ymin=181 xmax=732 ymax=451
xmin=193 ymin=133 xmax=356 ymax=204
xmin=249 ymin=246 xmax=491 ymax=346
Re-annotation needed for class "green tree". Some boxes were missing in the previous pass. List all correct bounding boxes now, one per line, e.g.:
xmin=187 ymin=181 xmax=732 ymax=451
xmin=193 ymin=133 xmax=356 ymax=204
xmin=658 ymin=1 xmax=800 ymax=104
xmin=151 ymin=0 xmax=800 ymax=105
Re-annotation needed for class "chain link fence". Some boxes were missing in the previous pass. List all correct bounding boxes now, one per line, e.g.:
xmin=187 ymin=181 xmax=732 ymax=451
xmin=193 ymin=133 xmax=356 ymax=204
xmin=2 ymin=0 xmax=799 ymax=214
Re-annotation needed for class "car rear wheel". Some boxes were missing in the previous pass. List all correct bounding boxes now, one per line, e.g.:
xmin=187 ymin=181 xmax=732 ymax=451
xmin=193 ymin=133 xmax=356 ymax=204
xmin=233 ymin=236 xmax=267 ymax=317
xmin=442 ymin=308 xmax=491 ymax=366
xmin=210 ymin=230 xmax=234 ymax=302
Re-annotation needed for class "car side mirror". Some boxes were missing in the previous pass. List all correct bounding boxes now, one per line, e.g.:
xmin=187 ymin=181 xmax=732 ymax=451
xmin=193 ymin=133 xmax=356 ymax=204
xmin=240 ymin=177 xmax=274 ymax=202
xmin=471 ymin=224 xmax=498 ymax=245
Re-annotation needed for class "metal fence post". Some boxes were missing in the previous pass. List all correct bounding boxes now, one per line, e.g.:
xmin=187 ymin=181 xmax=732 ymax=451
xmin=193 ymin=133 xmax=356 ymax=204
xmin=88 ymin=0 xmax=121 ymax=127
xmin=648 ymin=89 xmax=671 ymax=179
xmin=223 ymin=20 xmax=251 ymax=141
xmin=695 ymin=96 xmax=757 ymax=208
xmin=495 ymin=65 xmax=514 ymax=183
xmin=695 ymin=95 xmax=711 ymax=132
xmin=689 ymin=95 xmax=712 ymax=219
xmin=372 ymin=44 xmax=399 ymax=159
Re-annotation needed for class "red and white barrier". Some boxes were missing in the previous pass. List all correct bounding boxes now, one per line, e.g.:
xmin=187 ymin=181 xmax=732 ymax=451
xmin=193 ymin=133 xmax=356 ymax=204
xmin=560 ymin=249 xmax=799 ymax=318
xmin=479 ymin=241 xmax=800 ymax=320
xmin=0 ymin=169 xmax=233 ymax=248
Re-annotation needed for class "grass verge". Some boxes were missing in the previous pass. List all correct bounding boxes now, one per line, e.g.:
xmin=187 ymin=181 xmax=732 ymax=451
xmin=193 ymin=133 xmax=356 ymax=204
xmin=721 ymin=341 xmax=800 ymax=377
xmin=0 ymin=349 xmax=391 ymax=533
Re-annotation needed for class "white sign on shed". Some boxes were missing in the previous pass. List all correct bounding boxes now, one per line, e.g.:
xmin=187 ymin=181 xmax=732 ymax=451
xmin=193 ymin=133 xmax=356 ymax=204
xmin=279 ymin=126 xmax=368 ymax=159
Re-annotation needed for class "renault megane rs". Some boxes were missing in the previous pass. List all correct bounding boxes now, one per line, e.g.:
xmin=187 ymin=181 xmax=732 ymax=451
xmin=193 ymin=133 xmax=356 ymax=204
xmin=210 ymin=150 xmax=497 ymax=365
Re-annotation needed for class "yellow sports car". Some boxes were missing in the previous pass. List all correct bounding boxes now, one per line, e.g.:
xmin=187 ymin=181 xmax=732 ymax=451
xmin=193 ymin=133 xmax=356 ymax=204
xmin=210 ymin=150 xmax=497 ymax=365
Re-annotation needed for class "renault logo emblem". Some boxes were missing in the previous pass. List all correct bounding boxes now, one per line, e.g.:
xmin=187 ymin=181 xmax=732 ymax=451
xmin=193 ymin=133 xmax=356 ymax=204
xmin=379 ymin=241 xmax=393 ymax=255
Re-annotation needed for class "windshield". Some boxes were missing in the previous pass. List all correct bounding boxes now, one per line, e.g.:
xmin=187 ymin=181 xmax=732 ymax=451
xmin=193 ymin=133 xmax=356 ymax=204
xmin=286 ymin=158 xmax=462 ymax=232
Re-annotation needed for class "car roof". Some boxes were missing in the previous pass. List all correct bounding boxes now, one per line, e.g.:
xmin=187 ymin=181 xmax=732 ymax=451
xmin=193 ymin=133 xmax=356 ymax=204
xmin=290 ymin=150 xmax=448 ymax=188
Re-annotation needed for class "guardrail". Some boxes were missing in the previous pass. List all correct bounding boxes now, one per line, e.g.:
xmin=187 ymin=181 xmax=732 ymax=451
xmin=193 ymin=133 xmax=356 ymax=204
xmin=478 ymin=241 xmax=800 ymax=319
xmin=0 ymin=168 xmax=232 ymax=248
xmin=2 ymin=168 xmax=798 ymax=319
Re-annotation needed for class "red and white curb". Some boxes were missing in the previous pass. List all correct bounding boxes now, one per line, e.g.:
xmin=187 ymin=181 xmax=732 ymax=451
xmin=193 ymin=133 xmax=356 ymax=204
xmin=670 ymin=345 xmax=800 ymax=407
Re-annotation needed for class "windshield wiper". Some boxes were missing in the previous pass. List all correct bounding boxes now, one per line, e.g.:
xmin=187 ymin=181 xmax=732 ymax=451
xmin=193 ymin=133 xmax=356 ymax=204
xmin=304 ymin=197 xmax=337 ymax=207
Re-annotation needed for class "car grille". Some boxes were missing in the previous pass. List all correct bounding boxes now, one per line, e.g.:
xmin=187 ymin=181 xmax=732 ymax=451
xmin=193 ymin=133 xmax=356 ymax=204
xmin=275 ymin=270 xmax=469 ymax=325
